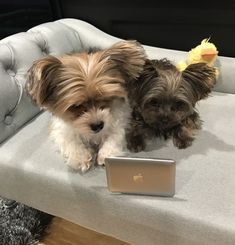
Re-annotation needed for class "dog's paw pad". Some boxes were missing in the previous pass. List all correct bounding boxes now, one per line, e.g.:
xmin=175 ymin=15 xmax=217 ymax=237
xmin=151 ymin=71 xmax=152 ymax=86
xmin=66 ymin=154 xmax=93 ymax=172
xmin=173 ymin=138 xmax=193 ymax=149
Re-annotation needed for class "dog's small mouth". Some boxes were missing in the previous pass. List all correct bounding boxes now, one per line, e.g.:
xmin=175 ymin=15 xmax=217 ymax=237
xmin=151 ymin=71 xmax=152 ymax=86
xmin=148 ymin=120 xmax=179 ymax=130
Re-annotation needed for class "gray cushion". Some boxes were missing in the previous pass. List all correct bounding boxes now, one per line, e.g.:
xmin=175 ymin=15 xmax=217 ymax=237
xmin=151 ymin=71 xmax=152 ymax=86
xmin=1 ymin=19 xmax=235 ymax=245
xmin=0 ymin=92 xmax=235 ymax=245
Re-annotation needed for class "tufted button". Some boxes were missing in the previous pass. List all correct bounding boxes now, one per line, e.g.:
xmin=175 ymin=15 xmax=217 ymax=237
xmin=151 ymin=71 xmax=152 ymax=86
xmin=4 ymin=115 xmax=13 ymax=125
xmin=42 ymin=50 xmax=48 ymax=56
xmin=7 ymin=69 xmax=16 ymax=76
xmin=42 ymin=46 xmax=49 ymax=55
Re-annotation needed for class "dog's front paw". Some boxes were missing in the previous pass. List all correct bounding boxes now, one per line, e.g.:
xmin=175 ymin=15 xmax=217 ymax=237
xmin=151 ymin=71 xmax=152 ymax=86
xmin=65 ymin=151 xmax=93 ymax=172
xmin=97 ymin=146 xmax=122 ymax=166
xmin=173 ymin=126 xmax=195 ymax=149
xmin=173 ymin=137 xmax=193 ymax=149
xmin=127 ymin=135 xmax=146 ymax=152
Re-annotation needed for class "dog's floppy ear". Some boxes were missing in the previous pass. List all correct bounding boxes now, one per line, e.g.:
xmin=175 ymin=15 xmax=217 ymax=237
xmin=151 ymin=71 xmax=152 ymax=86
xmin=104 ymin=40 xmax=146 ymax=80
xmin=26 ymin=56 xmax=62 ymax=108
xmin=182 ymin=63 xmax=217 ymax=102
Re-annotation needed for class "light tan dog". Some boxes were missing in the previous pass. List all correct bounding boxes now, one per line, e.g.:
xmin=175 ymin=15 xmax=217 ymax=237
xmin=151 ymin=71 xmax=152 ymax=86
xmin=26 ymin=41 xmax=146 ymax=172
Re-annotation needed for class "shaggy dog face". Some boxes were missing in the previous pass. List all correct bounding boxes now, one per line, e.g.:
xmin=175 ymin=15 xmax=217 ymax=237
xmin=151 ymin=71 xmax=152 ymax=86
xmin=126 ymin=59 xmax=217 ymax=152
xmin=26 ymin=41 xmax=146 ymax=171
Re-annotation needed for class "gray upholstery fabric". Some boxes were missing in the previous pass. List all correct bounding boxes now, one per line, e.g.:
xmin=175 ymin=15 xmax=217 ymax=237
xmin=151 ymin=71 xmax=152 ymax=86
xmin=0 ymin=19 xmax=235 ymax=245
xmin=0 ymin=92 xmax=235 ymax=245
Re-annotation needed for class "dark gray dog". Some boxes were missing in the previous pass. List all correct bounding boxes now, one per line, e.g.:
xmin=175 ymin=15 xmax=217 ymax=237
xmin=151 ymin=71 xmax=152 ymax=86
xmin=126 ymin=58 xmax=217 ymax=152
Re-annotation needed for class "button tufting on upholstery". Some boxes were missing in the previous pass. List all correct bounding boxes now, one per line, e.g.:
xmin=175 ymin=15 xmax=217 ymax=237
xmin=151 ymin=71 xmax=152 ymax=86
xmin=4 ymin=115 xmax=13 ymax=125
xmin=7 ymin=69 xmax=16 ymax=77
xmin=33 ymin=33 xmax=49 ymax=55
xmin=41 ymin=47 xmax=49 ymax=56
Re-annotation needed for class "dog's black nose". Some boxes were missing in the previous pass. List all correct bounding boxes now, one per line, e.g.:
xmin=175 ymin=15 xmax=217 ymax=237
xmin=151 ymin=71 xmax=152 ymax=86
xmin=90 ymin=121 xmax=104 ymax=133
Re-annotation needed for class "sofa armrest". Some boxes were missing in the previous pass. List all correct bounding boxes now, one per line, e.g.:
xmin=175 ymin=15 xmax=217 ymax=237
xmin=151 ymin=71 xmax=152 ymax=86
xmin=0 ymin=21 xmax=83 ymax=143
xmin=0 ymin=34 xmax=40 ymax=144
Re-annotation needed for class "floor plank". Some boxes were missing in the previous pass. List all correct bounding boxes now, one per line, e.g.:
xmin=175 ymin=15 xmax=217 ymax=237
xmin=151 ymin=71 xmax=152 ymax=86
xmin=38 ymin=217 xmax=129 ymax=245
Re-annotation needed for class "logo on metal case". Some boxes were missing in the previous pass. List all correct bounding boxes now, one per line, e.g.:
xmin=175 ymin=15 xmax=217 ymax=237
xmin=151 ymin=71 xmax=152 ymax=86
xmin=133 ymin=173 xmax=144 ymax=183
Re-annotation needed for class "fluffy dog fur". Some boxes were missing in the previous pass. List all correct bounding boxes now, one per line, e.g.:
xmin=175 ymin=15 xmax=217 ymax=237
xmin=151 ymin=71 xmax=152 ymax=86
xmin=126 ymin=58 xmax=217 ymax=152
xmin=26 ymin=41 xmax=146 ymax=172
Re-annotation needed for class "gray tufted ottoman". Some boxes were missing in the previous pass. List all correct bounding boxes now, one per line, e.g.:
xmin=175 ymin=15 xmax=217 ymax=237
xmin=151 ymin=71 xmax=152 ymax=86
xmin=0 ymin=19 xmax=235 ymax=245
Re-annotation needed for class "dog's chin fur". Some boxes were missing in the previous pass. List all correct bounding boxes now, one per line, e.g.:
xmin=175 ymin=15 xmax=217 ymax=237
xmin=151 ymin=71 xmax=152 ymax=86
xmin=126 ymin=58 xmax=217 ymax=152
xmin=26 ymin=40 xmax=146 ymax=172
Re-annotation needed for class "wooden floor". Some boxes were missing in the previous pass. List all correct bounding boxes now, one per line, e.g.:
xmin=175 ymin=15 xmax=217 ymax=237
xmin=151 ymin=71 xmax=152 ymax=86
xmin=38 ymin=217 xmax=129 ymax=245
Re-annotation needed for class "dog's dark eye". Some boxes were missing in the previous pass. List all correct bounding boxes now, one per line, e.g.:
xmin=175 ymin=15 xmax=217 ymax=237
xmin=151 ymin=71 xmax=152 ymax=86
xmin=68 ymin=104 xmax=87 ymax=115
xmin=99 ymin=101 xmax=110 ymax=110
xmin=100 ymin=105 xmax=106 ymax=110
xmin=173 ymin=101 xmax=187 ymax=111
xmin=99 ymin=101 xmax=108 ymax=109
xmin=149 ymin=99 xmax=159 ymax=107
